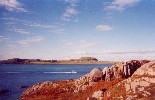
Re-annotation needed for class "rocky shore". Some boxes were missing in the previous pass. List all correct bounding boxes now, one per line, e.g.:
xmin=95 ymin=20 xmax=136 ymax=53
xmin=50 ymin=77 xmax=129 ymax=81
xmin=20 ymin=60 xmax=155 ymax=100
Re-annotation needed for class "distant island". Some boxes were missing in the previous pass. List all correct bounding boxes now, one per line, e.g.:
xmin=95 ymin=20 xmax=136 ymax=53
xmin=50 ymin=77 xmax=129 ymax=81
xmin=0 ymin=57 xmax=117 ymax=64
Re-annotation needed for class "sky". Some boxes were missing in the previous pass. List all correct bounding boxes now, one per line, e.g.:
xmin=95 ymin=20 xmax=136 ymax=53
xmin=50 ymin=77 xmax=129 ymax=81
xmin=0 ymin=0 xmax=155 ymax=61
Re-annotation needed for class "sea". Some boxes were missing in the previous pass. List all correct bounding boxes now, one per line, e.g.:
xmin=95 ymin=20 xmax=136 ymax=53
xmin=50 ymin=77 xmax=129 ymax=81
xmin=0 ymin=64 xmax=112 ymax=100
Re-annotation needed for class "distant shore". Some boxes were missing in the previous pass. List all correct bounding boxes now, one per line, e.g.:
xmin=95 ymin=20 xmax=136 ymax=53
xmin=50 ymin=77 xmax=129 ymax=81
xmin=0 ymin=57 xmax=118 ymax=64
xmin=29 ymin=61 xmax=117 ymax=64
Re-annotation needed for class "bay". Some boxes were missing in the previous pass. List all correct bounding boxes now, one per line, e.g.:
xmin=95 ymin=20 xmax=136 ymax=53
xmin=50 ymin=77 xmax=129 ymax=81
xmin=0 ymin=64 xmax=112 ymax=100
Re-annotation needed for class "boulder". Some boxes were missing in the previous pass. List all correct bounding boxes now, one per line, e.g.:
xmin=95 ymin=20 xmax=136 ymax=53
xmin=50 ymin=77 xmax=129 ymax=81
xmin=75 ymin=68 xmax=103 ymax=92
xmin=89 ymin=68 xmax=103 ymax=82
xmin=92 ymin=90 xmax=103 ymax=100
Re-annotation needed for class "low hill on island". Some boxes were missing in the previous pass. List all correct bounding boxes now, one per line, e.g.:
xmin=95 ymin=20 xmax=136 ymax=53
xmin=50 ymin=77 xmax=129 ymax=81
xmin=0 ymin=57 xmax=116 ymax=64
xmin=20 ymin=60 xmax=155 ymax=100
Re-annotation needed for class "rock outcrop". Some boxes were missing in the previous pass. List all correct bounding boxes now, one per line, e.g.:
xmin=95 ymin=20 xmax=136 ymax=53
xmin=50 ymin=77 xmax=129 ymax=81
xmin=74 ymin=60 xmax=144 ymax=93
xmin=20 ymin=80 xmax=75 ymax=100
xmin=102 ymin=60 xmax=148 ymax=81
xmin=101 ymin=60 xmax=155 ymax=100
xmin=20 ymin=60 xmax=155 ymax=100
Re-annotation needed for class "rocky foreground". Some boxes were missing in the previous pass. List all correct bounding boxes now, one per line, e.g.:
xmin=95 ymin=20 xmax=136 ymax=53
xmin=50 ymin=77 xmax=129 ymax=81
xmin=20 ymin=60 xmax=155 ymax=100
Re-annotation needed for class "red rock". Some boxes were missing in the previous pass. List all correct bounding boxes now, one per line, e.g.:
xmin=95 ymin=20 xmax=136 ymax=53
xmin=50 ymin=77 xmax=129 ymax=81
xmin=20 ymin=60 xmax=154 ymax=100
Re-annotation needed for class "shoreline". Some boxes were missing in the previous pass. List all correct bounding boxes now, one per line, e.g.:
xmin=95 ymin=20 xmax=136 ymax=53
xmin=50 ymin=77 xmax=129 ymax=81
xmin=0 ymin=61 xmax=118 ymax=65
xmin=0 ymin=57 xmax=118 ymax=65
xmin=29 ymin=61 xmax=117 ymax=65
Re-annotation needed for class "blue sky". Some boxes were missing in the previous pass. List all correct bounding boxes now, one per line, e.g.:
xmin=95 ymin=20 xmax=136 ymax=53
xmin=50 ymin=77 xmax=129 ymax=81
xmin=0 ymin=0 xmax=155 ymax=61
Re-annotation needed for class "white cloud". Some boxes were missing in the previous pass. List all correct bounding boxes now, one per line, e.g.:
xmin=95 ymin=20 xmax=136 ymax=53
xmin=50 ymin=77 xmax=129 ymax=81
xmin=102 ymin=49 xmax=155 ymax=54
xmin=27 ymin=23 xmax=54 ymax=28
xmin=11 ymin=28 xmax=30 ymax=34
xmin=63 ymin=7 xmax=78 ymax=17
xmin=0 ymin=35 xmax=9 ymax=42
xmin=73 ymin=49 xmax=155 ymax=55
xmin=62 ymin=6 xmax=78 ymax=21
xmin=26 ymin=23 xmax=65 ymax=34
xmin=0 ymin=36 xmax=4 ymax=38
xmin=105 ymin=0 xmax=140 ymax=11
xmin=1 ymin=17 xmax=65 ymax=34
xmin=0 ymin=17 xmax=30 ymax=23
xmin=62 ymin=0 xmax=79 ymax=21
xmin=96 ymin=25 xmax=112 ymax=31
xmin=71 ymin=49 xmax=155 ymax=61
xmin=17 ymin=36 xmax=44 ymax=45
xmin=64 ymin=0 xmax=79 ymax=4
xmin=0 ymin=0 xmax=28 ymax=12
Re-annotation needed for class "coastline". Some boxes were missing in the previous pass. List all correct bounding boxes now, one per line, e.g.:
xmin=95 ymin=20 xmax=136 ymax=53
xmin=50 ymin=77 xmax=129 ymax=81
xmin=29 ymin=61 xmax=117 ymax=65
xmin=0 ymin=57 xmax=118 ymax=65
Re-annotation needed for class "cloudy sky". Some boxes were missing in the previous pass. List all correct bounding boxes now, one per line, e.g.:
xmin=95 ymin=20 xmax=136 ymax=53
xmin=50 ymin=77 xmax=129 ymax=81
xmin=0 ymin=0 xmax=155 ymax=61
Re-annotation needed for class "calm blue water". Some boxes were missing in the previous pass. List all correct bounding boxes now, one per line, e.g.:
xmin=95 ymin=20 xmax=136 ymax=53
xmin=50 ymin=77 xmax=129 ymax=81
xmin=0 ymin=64 xmax=112 ymax=100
